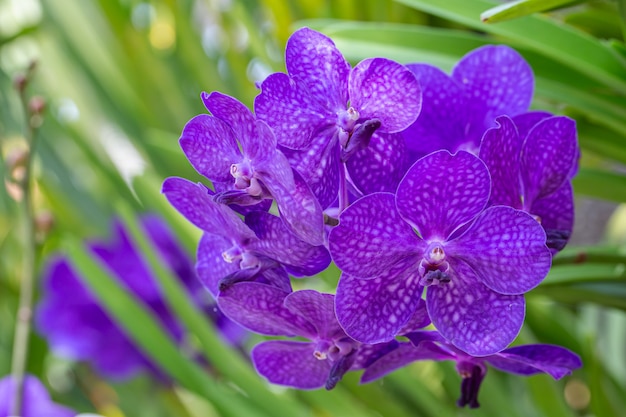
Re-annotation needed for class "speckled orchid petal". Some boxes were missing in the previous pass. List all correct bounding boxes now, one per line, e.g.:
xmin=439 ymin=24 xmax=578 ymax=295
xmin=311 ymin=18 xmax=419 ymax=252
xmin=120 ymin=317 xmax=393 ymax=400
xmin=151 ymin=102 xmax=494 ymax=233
xmin=346 ymin=131 xmax=408 ymax=194
xmin=329 ymin=192 xmax=424 ymax=279
xmin=285 ymin=27 xmax=350 ymax=110
xmin=479 ymin=116 xmax=524 ymax=208
xmin=448 ymin=205 xmax=551 ymax=295
xmin=349 ymin=58 xmax=421 ymax=132
xmin=179 ymin=114 xmax=241 ymax=183
xmin=487 ymin=344 xmax=582 ymax=379
xmin=426 ymin=260 xmax=526 ymax=356
xmin=452 ymin=45 xmax=533 ymax=132
xmin=252 ymin=340 xmax=331 ymax=390
xmin=281 ymin=127 xmax=341 ymax=209
xmin=360 ymin=341 xmax=452 ymax=384
xmin=396 ymin=150 xmax=490 ymax=241
xmin=335 ymin=258 xmax=423 ymax=344
xmin=403 ymin=64 xmax=468 ymax=158
xmin=245 ymin=211 xmax=330 ymax=276
xmin=511 ymin=111 xmax=552 ymax=138
xmin=255 ymin=72 xmax=332 ymax=150
xmin=521 ymin=116 xmax=578 ymax=202
xmin=258 ymin=152 xmax=326 ymax=246
xmin=284 ymin=290 xmax=344 ymax=340
xmin=530 ymin=182 xmax=574 ymax=253
xmin=162 ymin=177 xmax=257 ymax=243
xmin=398 ymin=298 xmax=431 ymax=334
xmin=196 ymin=233 xmax=240 ymax=296
xmin=201 ymin=91 xmax=275 ymax=161
xmin=217 ymin=282 xmax=316 ymax=337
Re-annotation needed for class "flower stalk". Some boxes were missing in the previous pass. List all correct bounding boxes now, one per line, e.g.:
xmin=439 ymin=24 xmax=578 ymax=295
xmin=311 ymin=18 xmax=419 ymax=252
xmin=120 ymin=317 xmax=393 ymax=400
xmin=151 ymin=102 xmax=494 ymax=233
xmin=9 ymin=63 xmax=44 ymax=417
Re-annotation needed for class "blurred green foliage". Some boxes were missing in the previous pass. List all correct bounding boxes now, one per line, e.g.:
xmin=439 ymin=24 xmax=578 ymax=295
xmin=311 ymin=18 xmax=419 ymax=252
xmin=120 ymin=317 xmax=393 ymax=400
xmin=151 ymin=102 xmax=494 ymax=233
xmin=1 ymin=0 xmax=626 ymax=416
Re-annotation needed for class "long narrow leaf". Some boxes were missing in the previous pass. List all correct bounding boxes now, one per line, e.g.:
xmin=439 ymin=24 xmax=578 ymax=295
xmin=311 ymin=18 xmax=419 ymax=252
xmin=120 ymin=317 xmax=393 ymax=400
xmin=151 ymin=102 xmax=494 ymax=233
xmin=480 ymin=0 xmax=585 ymax=23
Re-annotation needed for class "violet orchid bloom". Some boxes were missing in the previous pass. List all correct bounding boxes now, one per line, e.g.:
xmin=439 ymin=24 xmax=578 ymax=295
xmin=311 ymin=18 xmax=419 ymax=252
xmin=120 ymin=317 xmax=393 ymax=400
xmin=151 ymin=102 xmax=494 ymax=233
xmin=255 ymin=27 xmax=421 ymax=210
xmin=479 ymin=115 xmax=579 ymax=253
xmin=162 ymin=177 xmax=330 ymax=296
xmin=0 ymin=375 xmax=75 ymax=417
xmin=329 ymin=150 xmax=551 ymax=356
xmin=180 ymin=91 xmax=324 ymax=245
xmin=403 ymin=45 xmax=533 ymax=161
xmin=361 ymin=331 xmax=581 ymax=409
xmin=35 ymin=214 xmax=235 ymax=380
xmin=218 ymin=283 xmax=399 ymax=390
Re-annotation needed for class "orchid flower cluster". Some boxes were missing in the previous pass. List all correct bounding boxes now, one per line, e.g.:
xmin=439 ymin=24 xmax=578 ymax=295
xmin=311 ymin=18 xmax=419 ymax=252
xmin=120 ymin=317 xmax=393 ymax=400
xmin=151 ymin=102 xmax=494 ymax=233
xmin=163 ymin=27 xmax=582 ymax=408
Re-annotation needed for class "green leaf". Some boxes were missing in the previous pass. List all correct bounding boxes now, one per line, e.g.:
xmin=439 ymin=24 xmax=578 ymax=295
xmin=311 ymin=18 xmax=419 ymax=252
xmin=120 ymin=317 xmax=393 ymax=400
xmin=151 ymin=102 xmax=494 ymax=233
xmin=394 ymin=0 xmax=626 ymax=94
xmin=531 ymin=282 xmax=626 ymax=311
xmin=480 ymin=0 xmax=585 ymax=23
xmin=572 ymin=167 xmax=626 ymax=202
xmin=64 ymin=236 xmax=269 ymax=417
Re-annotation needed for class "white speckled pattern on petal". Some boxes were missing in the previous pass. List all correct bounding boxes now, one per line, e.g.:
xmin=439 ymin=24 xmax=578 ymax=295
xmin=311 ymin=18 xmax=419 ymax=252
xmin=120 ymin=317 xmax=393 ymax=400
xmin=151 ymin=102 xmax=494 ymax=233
xmin=452 ymin=45 xmax=533 ymax=132
xmin=346 ymin=131 xmax=408 ymax=194
xmin=179 ymin=114 xmax=241 ymax=183
xmin=521 ymin=116 xmax=578 ymax=202
xmin=255 ymin=72 xmax=332 ymax=150
xmin=252 ymin=340 xmax=331 ymax=390
xmin=396 ymin=150 xmax=490 ymax=241
xmin=426 ymin=261 xmax=525 ymax=356
xmin=349 ymin=58 xmax=421 ymax=132
xmin=479 ymin=115 xmax=523 ymax=208
xmin=448 ymin=206 xmax=551 ymax=295
xmin=329 ymin=192 xmax=424 ymax=278
xmin=335 ymin=258 xmax=423 ymax=344
xmin=285 ymin=27 xmax=350 ymax=111
xmin=284 ymin=290 xmax=344 ymax=340
xmin=195 ymin=233 xmax=239 ymax=297
xmin=217 ymin=282 xmax=315 ymax=337
xmin=245 ymin=211 xmax=330 ymax=277
xmin=161 ymin=177 xmax=257 ymax=243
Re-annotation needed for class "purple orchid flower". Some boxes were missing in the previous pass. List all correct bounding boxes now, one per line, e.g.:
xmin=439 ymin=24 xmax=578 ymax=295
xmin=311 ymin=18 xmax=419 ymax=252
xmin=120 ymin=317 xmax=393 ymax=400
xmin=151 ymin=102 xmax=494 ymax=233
xmin=329 ymin=150 xmax=551 ymax=356
xmin=180 ymin=91 xmax=324 ymax=245
xmin=255 ymin=27 xmax=421 ymax=210
xmin=217 ymin=283 xmax=401 ymax=390
xmin=479 ymin=114 xmax=579 ymax=253
xmin=361 ymin=331 xmax=581 ymax=409
xmin=0 ymin=375 xmax=75 ymax=417
xmin=162 ymin=177 xmax=330 ymax=296
xmin=35 ymin=214 xmax=242 ymax=380
xmin=403 ymin=45 xmax=533 ymax=161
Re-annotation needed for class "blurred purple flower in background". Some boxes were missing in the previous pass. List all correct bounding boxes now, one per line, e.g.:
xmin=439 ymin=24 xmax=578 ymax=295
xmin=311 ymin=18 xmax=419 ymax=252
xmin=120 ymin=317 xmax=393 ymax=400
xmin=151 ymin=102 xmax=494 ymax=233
xmin=0 ymin=375 xmax=75 ymax=417
xmin=35 ymin=214 xmax=244 ymax=380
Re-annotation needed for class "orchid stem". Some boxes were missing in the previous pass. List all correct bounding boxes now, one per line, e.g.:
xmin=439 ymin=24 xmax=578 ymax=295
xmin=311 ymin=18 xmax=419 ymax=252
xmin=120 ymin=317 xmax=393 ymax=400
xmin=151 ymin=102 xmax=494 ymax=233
xmin=10 ymin=66 xmax=42 ymax=417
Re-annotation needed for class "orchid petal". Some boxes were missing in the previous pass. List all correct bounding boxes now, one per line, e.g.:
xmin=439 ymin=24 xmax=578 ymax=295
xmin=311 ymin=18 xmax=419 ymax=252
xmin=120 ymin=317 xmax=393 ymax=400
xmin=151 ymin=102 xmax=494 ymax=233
xmin=396 ymin=150 xmax=490 ymax=241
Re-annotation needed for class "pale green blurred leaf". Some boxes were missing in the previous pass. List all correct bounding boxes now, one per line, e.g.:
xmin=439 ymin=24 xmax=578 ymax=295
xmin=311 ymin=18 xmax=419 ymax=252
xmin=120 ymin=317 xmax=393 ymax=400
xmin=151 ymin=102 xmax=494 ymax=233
xmin=480 ymin=0 xmax=584 ymax=23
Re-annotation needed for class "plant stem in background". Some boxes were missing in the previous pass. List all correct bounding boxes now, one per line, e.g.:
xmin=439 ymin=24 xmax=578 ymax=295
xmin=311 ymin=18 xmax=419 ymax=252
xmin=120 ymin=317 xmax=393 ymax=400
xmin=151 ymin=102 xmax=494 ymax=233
xmin=9 ymin=64 xmax=44 ymax=417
